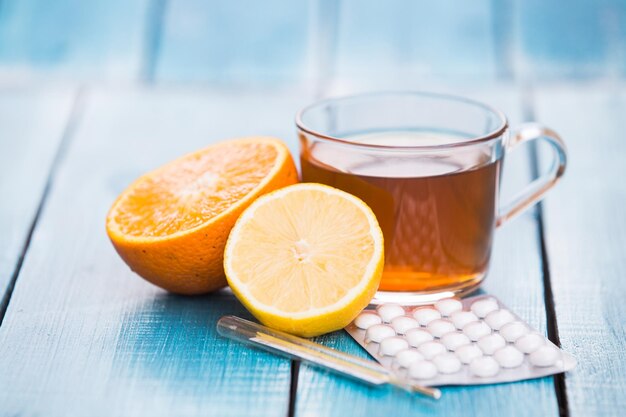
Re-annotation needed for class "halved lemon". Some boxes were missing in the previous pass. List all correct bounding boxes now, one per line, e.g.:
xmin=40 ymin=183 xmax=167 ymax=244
xmin=106 ymin=137 xmax=297 ymax=295
xmin=224 ymin=183 xmax=384 ymax=337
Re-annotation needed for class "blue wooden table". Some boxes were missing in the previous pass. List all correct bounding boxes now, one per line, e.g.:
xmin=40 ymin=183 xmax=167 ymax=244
xmin=0 ymin=1 xmax=624 ymax=416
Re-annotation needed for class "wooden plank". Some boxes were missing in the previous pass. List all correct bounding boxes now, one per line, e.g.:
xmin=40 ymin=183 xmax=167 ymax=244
xmin=294 ymin=86 xmax=560 ymax=416
xmin=156 ymin=0 xmax=312 ymax=84
xmin=0 ymin=0 xmax=149 ymax=81
xmin=533 ymin=84 xmax=626 ymax=416
xmin=513 ymin=0 xmax=618 ymax=79
xmin=0 ymin=88 xmax=75 ymax=306
xmin=333 ymin=1 xmax=498 ymax=82
xmin=0 ymin=88 xmax=313 ymax=416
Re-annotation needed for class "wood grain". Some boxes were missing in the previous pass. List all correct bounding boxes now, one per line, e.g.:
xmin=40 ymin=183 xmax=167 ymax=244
xmin=0 ymin=0 xmax=149 ymax=81
xmin=294 ymin=86 xmax=560 ymax=416
xmin=0 ymin=88 xmax=312 ymax=417
xmin=533 ymin=84 xmax=626 ymax=417
xmin=0 ymin=88 xmax=75 ymax=305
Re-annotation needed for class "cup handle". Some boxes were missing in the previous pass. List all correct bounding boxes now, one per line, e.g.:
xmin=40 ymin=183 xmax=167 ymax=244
xmin=497 ymin=123 xmax=567 ymax=227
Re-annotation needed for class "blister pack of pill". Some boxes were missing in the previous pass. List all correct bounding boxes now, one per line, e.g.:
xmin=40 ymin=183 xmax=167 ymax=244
xmin=345 ymin=295 xmax=576 ymax=386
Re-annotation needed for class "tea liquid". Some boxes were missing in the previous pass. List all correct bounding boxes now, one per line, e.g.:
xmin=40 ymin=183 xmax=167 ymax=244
xmin=300 ymin=131 xmax=500 ymax=292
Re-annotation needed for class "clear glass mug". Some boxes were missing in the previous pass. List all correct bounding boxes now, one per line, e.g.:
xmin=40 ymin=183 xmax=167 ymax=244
xmin=296 ymin=92 xmax=567 ymax=304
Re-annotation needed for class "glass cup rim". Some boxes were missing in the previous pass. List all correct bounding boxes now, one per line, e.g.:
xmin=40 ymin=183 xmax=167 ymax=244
xmin=295 ymin=90 xmax=509 ymax=151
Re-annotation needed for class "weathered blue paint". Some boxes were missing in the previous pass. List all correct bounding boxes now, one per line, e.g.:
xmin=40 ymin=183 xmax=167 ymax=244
xmin=0 ymin=88 xmax=75 ymax=303
xmin=535 ymin=85 xmax=626 ymax=417
xmin=156 ymin=0 xmax=311 ymax=84
xmin=0 ymin=89 xmax=312 ymax=417
xmin=0 ymin=0 xmax=150 ymax=80
xmin=514 ymin=0 xmax=621 ymax=79
xmin=333 ymin=0 xmax=499 ymax=81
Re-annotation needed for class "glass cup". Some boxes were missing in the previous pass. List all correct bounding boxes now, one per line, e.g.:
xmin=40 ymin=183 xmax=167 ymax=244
xmin=296 ymin=91 xmax=566 ymax=305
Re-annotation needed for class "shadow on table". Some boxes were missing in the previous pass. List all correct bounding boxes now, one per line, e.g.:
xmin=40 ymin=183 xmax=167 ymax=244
xmin=110 ymin=289 xmax=289 ymax=398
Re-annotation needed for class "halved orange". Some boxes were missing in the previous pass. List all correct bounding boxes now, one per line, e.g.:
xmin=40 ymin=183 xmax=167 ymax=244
xmin=224 ymin=183 xmax=384 ymax=337
xmin=106 ymin=137 xmax=298 ymax=294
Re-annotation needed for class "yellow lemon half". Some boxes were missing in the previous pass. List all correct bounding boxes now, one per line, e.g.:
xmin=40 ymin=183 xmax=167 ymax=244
xmin=224 ymin=183 xmax=384 ymax=337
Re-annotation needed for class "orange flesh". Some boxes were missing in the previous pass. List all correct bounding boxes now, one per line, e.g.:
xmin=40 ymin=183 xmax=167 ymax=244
xmin=111 ymin=142 xmax=278 ymax=238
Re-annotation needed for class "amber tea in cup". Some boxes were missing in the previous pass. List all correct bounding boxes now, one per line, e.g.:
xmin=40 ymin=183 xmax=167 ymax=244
xmin=301 ymin=132 xmax=499 ymax=293
xmin=297 ymin=92 xmax=566 ymax=304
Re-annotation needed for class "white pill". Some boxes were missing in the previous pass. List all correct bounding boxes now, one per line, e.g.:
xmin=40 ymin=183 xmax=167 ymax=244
xmin=463 ymin=321 xmax=491 ymax=341
xmin=405 ymin=328 xmax=434 ymax=347
xmin=412 ymin=308 xmax=442 ymax=325
xmin=394 ymin=349 xmax=424 ymax=368
xmin=484 ymin=309 xmax=515 ymax=330
xmin=355 ymin=312 xmax=382 ymax=330
xmin=494 ymin=346 xmax=525 ymax=368
xmin=434 ymin=298 xmax=463 ymax=316
xmin=440 ymin=331 xmax=471 ymax=351
xmin=470 ymin=298 xmax=499 ymax=318
xmin=477 ymin=333 xmax=506 ymax=355
xmin=515 ymin=333 xmax=545 ymax=353
xmin=409 ymin=360 xmax=438 ymax=379
xmin=379 ymin=336 xmax=409 ymax=356
xmin=450 ymin=310 xmax=479 ymax=330
xmin=365 ymin=324 xmax=395 ymax=343
xmin=500 ymin=321 xmax=529 ymax=342
xmin=390 ymin=316 xmax=420 ymax=334
xmin=433 ymin=352 xmax=462 ymax=374
xmin=417 ymin=341 xmax=447 ymax=359
xmin=470 ymin=356 xmax=500 ymax=377
xmin=455 ymin=344 xmax=483 ymax=364
xmin=427 ymin=319 xmax=456 ymax=338
xmin=529 ymin=345 xmax=561 ymax=367
xmin=376 ymin=304 xmax=406 ymax=322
